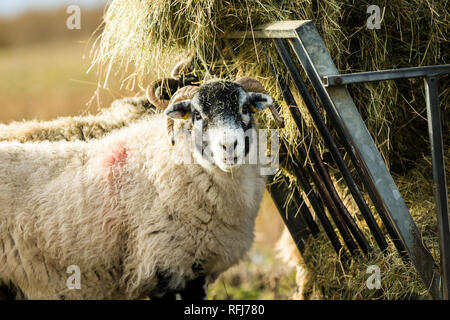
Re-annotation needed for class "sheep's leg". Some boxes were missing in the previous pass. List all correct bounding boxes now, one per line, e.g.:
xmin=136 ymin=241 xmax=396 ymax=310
xmin=0 ymin=282 xmax=25 ymax=300
xmin=150 ymin=291 xmax=178 ymax=300
xmin=178 ymin=276 xmax=207 ymax=300
xmin=148 ymin=269 xmax=177 ymax=300
xmin=149 ymin=276 xmax=207 ymax=300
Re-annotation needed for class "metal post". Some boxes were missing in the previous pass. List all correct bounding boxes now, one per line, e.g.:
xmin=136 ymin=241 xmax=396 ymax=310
xmin=424 ymin=76 xmax=450 ymax=300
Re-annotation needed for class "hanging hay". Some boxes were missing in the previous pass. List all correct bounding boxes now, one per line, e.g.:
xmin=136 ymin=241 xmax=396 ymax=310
xmin=91 ymin=0 xmax=449 ymax=299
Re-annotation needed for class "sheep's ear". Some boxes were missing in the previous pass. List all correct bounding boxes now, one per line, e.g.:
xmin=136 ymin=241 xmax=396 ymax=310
xmin=248 ymin=93 xmax=273 ymax=111
xmin=165 ymin=101 xmax=192 ymax=120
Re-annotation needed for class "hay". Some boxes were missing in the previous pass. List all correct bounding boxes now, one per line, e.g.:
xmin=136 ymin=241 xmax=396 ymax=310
xmin=277 ymin=154 xmax=445 ymax=299
xmin=92 ymin=0 xmax=449 ymax=299
xmin=93 ymin=0 xmax=449 ymax=172
xmin=312 ymin=162 xmax=439 ymax=300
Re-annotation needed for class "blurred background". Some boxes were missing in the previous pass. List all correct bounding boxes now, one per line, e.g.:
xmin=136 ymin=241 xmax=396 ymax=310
xmin=0 ymin=0 xmax=291 ymax=299
xmin=0 ymin=0 xmax=130 ymax=123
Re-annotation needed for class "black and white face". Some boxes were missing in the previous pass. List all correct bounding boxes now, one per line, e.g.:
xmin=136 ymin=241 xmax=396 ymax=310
xmin=164 ymin=80 xmax=273 ymax=172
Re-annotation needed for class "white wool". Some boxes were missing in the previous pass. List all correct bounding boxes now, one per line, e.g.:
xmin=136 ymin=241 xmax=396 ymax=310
xmin=0 ymin=97 xmax=153 ymax=143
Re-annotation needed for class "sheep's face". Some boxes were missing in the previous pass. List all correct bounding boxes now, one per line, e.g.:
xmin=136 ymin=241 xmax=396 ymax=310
xmin=165 ymin=80 xmax=273 ymax=172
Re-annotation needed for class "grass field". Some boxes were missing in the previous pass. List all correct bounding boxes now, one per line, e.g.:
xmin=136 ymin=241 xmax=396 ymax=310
xmin=0 ymin=39 xmax=106 ymax=122
xmin=0 ymin=7 xmax=295 ymax=300
xmin=0 ymin=8 xmax=128 ymax=123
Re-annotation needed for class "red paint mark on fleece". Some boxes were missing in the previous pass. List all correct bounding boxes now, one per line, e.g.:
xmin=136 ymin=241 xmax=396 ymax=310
xmin=105 ymin=145 xmax=128 ymax=170
xmin=100 ymin=143 xmax=128 ymax=233
xmin=104 ymin=144 xmax=128 ymax=185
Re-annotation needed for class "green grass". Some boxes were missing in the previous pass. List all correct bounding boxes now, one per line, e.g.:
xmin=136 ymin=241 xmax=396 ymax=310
xmin=209 ymin=246 xmax=297 ymax=300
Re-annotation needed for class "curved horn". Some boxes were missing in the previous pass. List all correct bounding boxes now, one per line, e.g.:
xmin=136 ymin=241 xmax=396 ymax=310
xmin=146 ymin=78 xmax=179 ymax=109
xmin=169 ymin=85 xmax=199 ymax=105
xmin=166 ymin=85 xmax=199 ymax=146
xmin=235 ymin=77 xmax=284 ymax=127
xmin=235 ymin=77 xmax=268 ymax=94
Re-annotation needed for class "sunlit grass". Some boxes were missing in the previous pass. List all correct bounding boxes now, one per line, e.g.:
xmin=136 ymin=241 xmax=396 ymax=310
xmin=0 ymin=39 xmax=135 ymax=123
xmin=209 ymin=245 xmax=297 ymax=300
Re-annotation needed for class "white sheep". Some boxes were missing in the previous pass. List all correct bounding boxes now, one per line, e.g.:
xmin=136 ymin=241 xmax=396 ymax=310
xmin=0 ymin=97 xmax=154 ymax=143
xmin=0 ymin=78 xmax=273 ymax=300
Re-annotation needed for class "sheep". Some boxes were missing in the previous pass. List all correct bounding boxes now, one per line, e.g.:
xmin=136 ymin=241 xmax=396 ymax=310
xmin=276 ymin=228 xmax=314 ymax=300
xmin=0 ymin=78 xmax=274 ymax=300
xmin=0 ymin=97 xmax=155 ymax=143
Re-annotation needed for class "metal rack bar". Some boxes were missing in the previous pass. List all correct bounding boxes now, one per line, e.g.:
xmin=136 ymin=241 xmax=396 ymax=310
xmin=424 ymin=76 xmax=450 ymax=300
xmin=323 ymin=65 xmax=450 ymax=87
xmin=265 ymin=53 xmax=371 ymax=255
xmin=285 ymin=36 xmax=409 ymax=258
xmin=273 ymin=38 xmax=389 ymax=251
xmin=279 ymin=142 xmax=345 ymax=256
xmin=291 ymin=21 xmax=442 ymax=299
xmin=267 ymin=176 xmax=310 ymax=254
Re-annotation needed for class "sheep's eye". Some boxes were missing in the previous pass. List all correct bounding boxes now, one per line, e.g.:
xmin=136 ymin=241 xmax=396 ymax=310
xmin=194 ymin=111 xmax=202 ymax=120
xmin=242 ymin=104 xmax=250 ymax=114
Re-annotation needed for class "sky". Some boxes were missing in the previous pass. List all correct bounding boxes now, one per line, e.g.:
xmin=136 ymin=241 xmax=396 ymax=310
xmin=0 ymin=0 xmax=108 ymax=18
